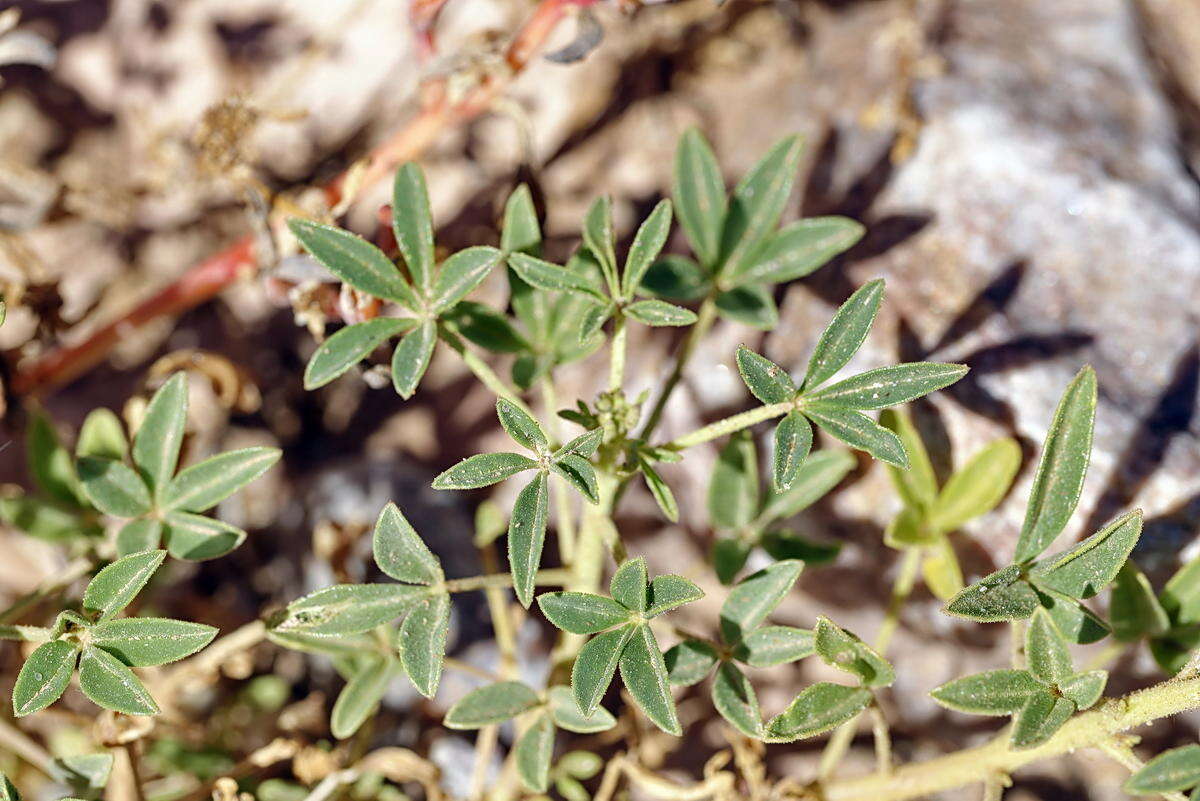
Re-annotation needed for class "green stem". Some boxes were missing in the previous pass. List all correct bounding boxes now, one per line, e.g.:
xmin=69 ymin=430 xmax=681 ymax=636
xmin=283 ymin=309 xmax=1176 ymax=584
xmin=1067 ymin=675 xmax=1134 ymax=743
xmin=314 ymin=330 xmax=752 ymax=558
xmin=0 ymin=625 xmax=52 ymax=642
xmin=540 ymin=375 xmax=577 ymax=562
xmin=440 ymin=327 xmax=535 ymax=417
xmin=668 ymin=402 xmax=793 ymax=451
xmin=638 ymin=295 xmax=717 ymax=440
xmin=819 ymin=549 xmax=921 ymax=779
xmin=609 ymin=313 xmax=628 ymax=392
xmin=443 ymin=568 xmax=572 ymax=593
xmin=822 ymin=674 xmax=1200 ymax=801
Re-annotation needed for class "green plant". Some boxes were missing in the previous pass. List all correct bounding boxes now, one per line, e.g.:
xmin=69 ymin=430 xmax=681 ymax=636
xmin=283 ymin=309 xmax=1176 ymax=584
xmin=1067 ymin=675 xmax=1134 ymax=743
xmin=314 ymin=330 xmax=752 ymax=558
xmin=3 ymin=128 xmax=1199 ymax=801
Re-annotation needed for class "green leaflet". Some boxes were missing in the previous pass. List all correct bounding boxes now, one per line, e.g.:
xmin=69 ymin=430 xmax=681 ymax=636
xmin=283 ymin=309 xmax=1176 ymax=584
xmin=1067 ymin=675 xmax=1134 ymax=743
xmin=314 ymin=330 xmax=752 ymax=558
xmin=944 ymin=565 xmax=1039 ymax=622
xmin=1024 ymin=609 xmax=1072 ymax=686
xmin=89 ymin=618 xmax=217 ymax=666
xmin=664 ymin=639 xmax=719 ymax=686
xmin=1060 ymin=670 xmax=1106 ymax=710
xmin=714 ymin=284 xmax=778 ymax=329
xmin=1014 ymin=366 xmax=1097 ymax=563
xmin=76 ymin=408 xmax=128 ymax=461
xmin=1036 ymin=587 xmax=1110 ymax=645
xmin=735 ymin=346 xmax=796 ymax=405
xmin=927 ymin=437 xmax=1021 ymax=534
xmin=82 ymin=550 xmax=166 ymax=620
xmin=133 ymin=374 xmax=188 ymax=501
xmin=550 ymin=455 xmax=599 ymax=504
xmin=813 ymin=617 xmax=895 ymax=688
xmin=0 ymin=496 xmax=95 ymax=543
xmin=619 ymin=623 xmax=680 ymax=735
xmin=52 ymin=753 xmax=114 ymax=796
xmin=0 ymin=772 xmax=15 ymax=801
xmin=760 ymin=449 xmax=856 ymax=521
xmin=717 ymin=134 xmax=803 ymax=276
xmin=78 ymin=645 xmax=159 ymax=716
xmin=708 ymin=431 xmax=760 ymax=531
xmin=764 ymin=682 xmax=872 ymax=743
xmin=640 ymin=255 xmax=710 ymax=301
xmin=802 ymin=279 xmax=885 ymax=392
xmin=624 ymin=299 xmax=697 ymax=327
xmin=922 ymin=537 xmax=964 ymax=601
xmin=885 ymin=506 xmax=936 ymax=549
xmin=162 ymin=447 xmax=280 ymax=513
xmin=76 ymin=457 xmax=151 ymax=518
xmin=304 ymin=318 xmax=414 ymax=389
xmin=331 ymin=658 xmax=394 ymax=739
xmin=734 ymin=625 xmax=814 ymax=667
xmin=391 ymin=319 xmax=437 ymax=399
xmin=610 ymin=558 xmax=648 ymax=613
xmin=507 ymin=253 xmax=604 ymax=300
xmin=399 ymin=591 xmax=450 ymax=698
xmin=645 ymin=575 xmax=703 ymax=617
xmin=772 ymin=411 xmax=813 ymax=491
xmin=13 ymin=639 xmax=77 ymax=716
xmin=372 ymin=502 xmax=442 ymax=585
xmin=391 ymin=163 xmax=436 ymax=292
xmin=117 ymin=519 xmax=162 ymax=556
xmin=1010 ymin=691 xmax=1073 ymax=749
xmin=712 ymin=662 xmax=762 ymax=738
xmin=639 ymin=455 xmax=678 ymax=522
xmin=288 ymin=219 xmax=416 ymax=308
xmin=496 ymin=399 xmax=548 ymax=452
xmin=501 ymin=184 xmax=541 ymax=256
xmin=802 ymin=403 xmax=908 ymax=468
xmin=509 ymin=472 xmax=550 ymax=609
xmin=1110 ymin=563 xmax=1170 ymax=642
xmin=445 ymin=302 xmax=528 ymax=353
xmin=538 ymin=592 xmax=630 ymax=634
xmin=761 ymin=530 xmax=842 ymax=566
xmin=879 ymin=409 xmax=937 ymax=511
xmin=275 ymin=584 xmax=426 ymax=636
xmin=572 ymin=624 xmax=633 ymax=715
xmin=1163 ymin=556 xmax=1200 ymax=624
xmin=803 ymin=363 xmax=968 ymax=410
xmin=432 ymin=452 xmax=538 ymax=489
xmin=547 ymin=685 xmax=616 ymax=733
xmin=583 ymin=196 xmax=618 ymax=290
xmin=444 ymin=681 xmax=540 ymax=728
xmin=162 ymin=511 xmax=246 ymax=561
xmin=28 ymin=412 xmax=82 ymax=506
xmin=1029 ymin=510 xmax=1142 ymax=599
xmin=432 ymin=246 xmax=502 ymax=312
xmin=719 ymin=560 xmax=802 ymax=643
xmin=930 ymin=669 xmax=1044 ymax=716
xmin=673 ymin=127 xmax=726 ymax=269
xmin=622 ymin=199 xmax=673 ymax=298
xmin=514 ymin=713 xmax=555 ymax=792
xmin=1123 ymin=745 xmax=1200 ymax=794
xmin=729 ymin=217 xmax=864 ymax=287
xmin=711 ymin=538 xmax=751 ymax=585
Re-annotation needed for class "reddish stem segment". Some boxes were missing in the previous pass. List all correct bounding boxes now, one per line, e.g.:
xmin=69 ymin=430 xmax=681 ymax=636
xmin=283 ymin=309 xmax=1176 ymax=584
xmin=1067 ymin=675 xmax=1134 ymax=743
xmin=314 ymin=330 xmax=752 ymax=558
xmin=12 ymin=0 xmax=590 ymax=398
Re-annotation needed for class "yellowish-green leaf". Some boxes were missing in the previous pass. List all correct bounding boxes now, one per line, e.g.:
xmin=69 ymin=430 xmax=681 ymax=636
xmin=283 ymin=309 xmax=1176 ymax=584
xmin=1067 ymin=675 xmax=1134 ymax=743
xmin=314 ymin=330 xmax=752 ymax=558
xmin=927 ymin=437 xmax=1020 ymax=534
xmin=879 ymin=408 xmax=937 ymax=511
xmin=12 ymin=640 xmax=77 ymax=717
xmin=444 ymin=681 xmax=539 ymax=729
xmin=76 ymin=409 xmax=127 ymax=461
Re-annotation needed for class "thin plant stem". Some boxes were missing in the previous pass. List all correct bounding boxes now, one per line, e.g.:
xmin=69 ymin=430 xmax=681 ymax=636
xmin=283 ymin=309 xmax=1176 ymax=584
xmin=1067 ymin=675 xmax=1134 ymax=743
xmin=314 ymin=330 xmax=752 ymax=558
xmin=870 ymin=704 xmax=893 ymax=776
xmin=540 ymin=374 xmax=577 ymax=562
xmin=0 ymin=624 xmax=52 ymax=641
xmin=638 ymin=295 xmax=717 ymax=441
xmin=124 ymin=742 xmax=147 ymax=801
xmin=443 ymin=656 xmax=504 ymax=683
xmin=443 ymin=568 xmax=571 ymax=593
xmin=440 ymin=327 xmax=535 ymax=416
xmin=609 ymin=313 xmax=628 ymax=392
xmin=668 ymin=401 xmax=793 ymax=450
xmin=0 ymin=717 xmax=55 ymax=777
xmin=821 ymin=674 xmax=1200 ymax=801
xmin=470 ymin=545 xmax=517 ymax=800
xmin=981 ymin=772 xmax=1009 ymax=801
xmin=0 ymin=556 xmax=93 ymax=624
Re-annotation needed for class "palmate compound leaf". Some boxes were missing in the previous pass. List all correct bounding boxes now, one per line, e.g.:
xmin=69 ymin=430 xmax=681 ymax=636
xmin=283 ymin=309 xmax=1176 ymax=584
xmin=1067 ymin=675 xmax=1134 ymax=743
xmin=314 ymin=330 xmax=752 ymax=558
xmin=673 ymin=127 xmax=726 ymax=269
xmin=801 ymin=279 xmax=885 ymax=392
xmin=444 ymin=681 xmax=541 ymax=728
xmin=331 ymin=657 xmax=395 ymax=739
xmin=1014 ymin=366 xmax=1098 ymax=563
xmin=813 ymin=617 xmax=895 ymax=688
xmin=1029 ymin=509 xmax=1143 ymax=600
xmin=945 ymin=564 xmax=1040 ymax=622
xmin=1025 ymin=609 xmax=1073 ymax=686
xmin=930 ymin=669 xmax=1044 ymax=716
xmin=515 ymin=713 xmax=555 ymax=792
xmin=621 ymin=199 xmax=673 ymax=299
xmin=712 ymin=662 xmax=762 ymax=738
xmin=89 ymin=618 xmax=217 ymax=666
xmin=1123 ymin=744 xmax=1200 ymax=794
xmin=82 ymin=550 xmax=166 ymax=621
xmin=399 ymin=591 xmax=450 ymax=698
xmin=572 ymin=624 xmax=634 ymax=715
xmin=772 ymin=411 xmax=813 ymax=491
xmin=1010 ymin=691 xmax=1074 ymax=749
xmin=926 ymin=437 xmax=1021 ymax=534
xmin=764 ymin=682 xmax=872 ymax=743
xmin=288 ymin=218 xmax=418 ymax=308
xmin=372 ymin=502 xmax=442 ymax=585
xmin=161 ymin=447 xmax=280 ymax=513
xmin=619 ymin=623 xmax=681 ymax=735
xmin=509 ymin=472 xmax=550 ymax=609
xmin=717 ymin=134 xmax=804 ymax=277
xmin=537 ymin=592 xmax=631 ymax=634
xmin=304 ymin=318 xmax=415 ymax=389
xmin=801 ymin=403 xmax=908 ymax=469
xmin=432 ymin=452 xmax=538 ymax=490
xmin=132 ymin=372 xmax=187 ymax=500
xmin=802 ymin=363 xmax=969 ymax=411
xmin=708 ymin=430 xmax=759 ymax=531
xmin=274 ymin=584 xmax=428 ymax=636
xmin=735 ymin=345 xmax=796 ymax=405
xmin=78 ymin=645 xmax=158 ymax=716
xmin=720 ymin=560 xmax=803 ymax=644
xmin=76 ymin=457 xmax=151 ymax=518
xmin=13 ymin=639 xmax=77 ymax=716
xmin=733 ymin=625 xmax=815 ymax=667
xmin=547 ymin=685 xmax=616 ymax=733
